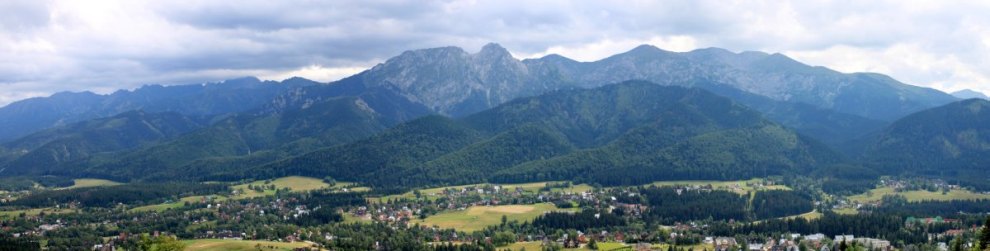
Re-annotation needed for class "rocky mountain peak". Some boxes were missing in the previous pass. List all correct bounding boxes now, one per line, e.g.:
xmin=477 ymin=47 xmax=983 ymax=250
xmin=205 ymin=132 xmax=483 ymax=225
xmin=352 ymin=43 xmax=957 ymax=121
xmin=624 ymin=44 xmax=668 ymax=56
xmin=477 ymin=43 xmax=511 ymax=58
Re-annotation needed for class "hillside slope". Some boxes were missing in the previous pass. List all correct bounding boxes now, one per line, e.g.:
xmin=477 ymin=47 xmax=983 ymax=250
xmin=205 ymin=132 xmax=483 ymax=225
xmin=248 ymin=81 xmax=840 ymax=189
xmin=863 ymin=99 xmax=990 ymax=188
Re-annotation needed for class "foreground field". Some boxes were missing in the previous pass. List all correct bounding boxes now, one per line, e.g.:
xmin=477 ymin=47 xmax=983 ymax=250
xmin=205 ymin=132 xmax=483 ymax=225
xmin=230 ymin=176 xmax=333 ymax=199
xmin=0 ymin=207 xmax=76 ymax=219
xmin=832 ymin=207 xmax=858 ymax=215
xmin=504 ymin=241 xmax=630 ymax=251
xmin=378 ymin=181 xmax=594 ymax=202
xmin=648 ymin=178 xmax=789 ymax=195
xmin=414 ymin=203 xmax=576 ymax=232
xmin=848 ymin=187 xmax=990 ymax=203
xmin=502 ymin=241 xmax=711 ymax=251
xmin=777 ymin=210 xmax=823 ymax=221
xmin=131 ymin=176 xmax=356 ymax=211
xmin=129 ymin=195 xmax=224 ymax=212
xmin=182 ymin=239 xmax=315 ymax=251
xmin=64 ymin=178 xmax=122 ymax=189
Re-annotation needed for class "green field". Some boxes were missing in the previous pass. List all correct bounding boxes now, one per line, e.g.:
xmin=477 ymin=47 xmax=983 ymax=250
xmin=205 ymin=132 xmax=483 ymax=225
xmin=182 ymin=239 xmax=315 ymax=251
xmin=413 ymin=203 xmax=576 ymax=232
xmin=377 ymin=181 xmax=594 ymax=202
xmin=134 ymin=176 xmax=359 ymax=210
xmin=503 ymin=241 xmax=631 ymax=251
xmin=129 ymin=195 xmax=223 ymax=212
xmin=653 ymin=243 xmax=714 ymax=251
xmin=341 ymin=212 xmax=372 ymax=224
xmin=848 ymin=187 xmax=990 ymax=203
xmin=832 ymin=207 xmax=858 ymax=215
xmin=230 ymin=176 xmax=332 ymax=199
xmin=64 ymin=178 xmax=122 ymax=189
xmin=504 ymin=241 xmax=545 ymax=250
xmin=0 ymin=207 xmax=77 ymax=219
xmin=778 ymin=210 xmax=823 ymax=221
xmin=647 ymin=178 xmax=789 ymax=195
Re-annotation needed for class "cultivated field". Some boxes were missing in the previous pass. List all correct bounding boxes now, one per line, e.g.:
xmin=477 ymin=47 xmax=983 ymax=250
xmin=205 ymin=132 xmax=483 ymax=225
xmin=779 ymin=210 xmax=823 ymax=221
xmin=504 ymin=241 xmax=631 ymax=251
xmin=182 ymin=239 xmax=315 ymax=251
xmin=648 ymin=178 xmax=790 ymax=195
xmin=131 ymin=176 xmax=364 ymax=212
xmin=848 ymin=187 xmax=990 ymax=203
xmin=64 ymin=178 xmax=122 ymax=189
xmin=129 ymin=195 xmax=224 ymax=212
xmin=832 ymin=207 xmax=858 ymax=215
xmin=377 ymin=181 xmax=594 ymax=202
xmin=0 ymin=207 xmax=77 ymax=219
xmin=414 ymin=203 xmax=576 ymax=232
xmin=230 ymin=176 xmax=333 ymax=199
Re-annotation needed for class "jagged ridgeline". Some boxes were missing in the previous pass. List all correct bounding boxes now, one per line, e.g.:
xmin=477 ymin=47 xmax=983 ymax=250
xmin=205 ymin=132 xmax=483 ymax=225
xmin=230 ymin=81 xmax=841 ymax=189
xmin=0 ymin=43 xmax=974 ymax=188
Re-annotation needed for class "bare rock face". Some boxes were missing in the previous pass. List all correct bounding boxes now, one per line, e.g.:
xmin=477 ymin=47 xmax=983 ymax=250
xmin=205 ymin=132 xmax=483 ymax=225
xmin=0 ymin=43 xmax=957 ymax=145
xmin=360 ymin=43 xmax=535 ymax=116
xmin=356 ymin=43 xmax=956 ymax=121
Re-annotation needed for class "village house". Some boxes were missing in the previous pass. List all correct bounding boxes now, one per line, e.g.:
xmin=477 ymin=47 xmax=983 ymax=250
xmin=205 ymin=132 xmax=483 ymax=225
xmin=834 ymin=235 xmax=854 ymax=243
xmin=854 ymin=238 xmax=891 ymax=251
xmin=715 ymin=237 xmax=738 ymax=251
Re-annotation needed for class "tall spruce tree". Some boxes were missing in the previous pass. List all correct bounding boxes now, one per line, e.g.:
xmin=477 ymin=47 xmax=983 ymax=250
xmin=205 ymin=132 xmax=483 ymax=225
xmin=979 ymin=216 xmax=990 ymax=250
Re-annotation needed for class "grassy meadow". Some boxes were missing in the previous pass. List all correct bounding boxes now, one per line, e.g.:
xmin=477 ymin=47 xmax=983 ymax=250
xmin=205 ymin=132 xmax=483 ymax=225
xmin=376 ymin=181 xmax=594 ymax=202
xmin=64 ymin=178 xmax=123 ymax=189
xmin=0 ymin=207 xmax=77 ymax=219
xmin=648 ymin=178 xmax=790 ymax=195
xmin=848 ymin=186 xmax=990 ymax=203
xmin=230 ymin=176 xmax=333 ymax=199
xmin=414 ymin=203 xmax=577 ymax=232
xmin=182 ymin=239 xmax=315 ymax=251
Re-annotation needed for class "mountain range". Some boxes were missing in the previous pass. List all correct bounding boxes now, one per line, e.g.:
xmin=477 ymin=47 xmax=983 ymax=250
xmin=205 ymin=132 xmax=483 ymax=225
xmin=0 ymin=77 xmax=319 ymax=143
xmin=952 ymin=89 xmax=989 ymax=100
xmin=195 ymin=82 xmax=840 ymax=189
xmin=0 ymin=43 xmax=984 ymax=190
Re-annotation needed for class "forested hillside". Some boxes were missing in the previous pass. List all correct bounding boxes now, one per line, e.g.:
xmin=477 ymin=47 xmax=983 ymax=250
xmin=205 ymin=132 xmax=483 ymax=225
xmin=248 ymin=81 xmax=839 ymax=190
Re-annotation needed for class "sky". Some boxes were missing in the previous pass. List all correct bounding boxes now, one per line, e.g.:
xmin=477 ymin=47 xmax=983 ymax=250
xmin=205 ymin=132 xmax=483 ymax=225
xmin=1 ymin=0 xmax=989 ymax=106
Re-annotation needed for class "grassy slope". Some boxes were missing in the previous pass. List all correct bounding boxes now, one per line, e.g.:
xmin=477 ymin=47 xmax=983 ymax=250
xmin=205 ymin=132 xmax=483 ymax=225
xmin=648 ymin=178 xmax=790 ymax=195
xmin=848 ymin=187 xmax=990 ymax=203
xmin=132 ymin=176 xmax=361 ymax=211
xmin=64 ymin=178 xmax=122 ymax=189
xmin=376 ymin=181 xmax=594 ymax=202
xmin=230 ymin=176 xmax=332 ymax=199
xmin=129 ymin=195 xmax=224 ymax=212
xmin=774 ymin=210 xmax=823 ymax=221
xmin=182 ymin=239 xmax=314 ymax=251
xmin=0 ymin=208 xmax=77 ymax=219
xmin=413 ymin=203 xmax=577 ymax=232
xmin=504 ymin=241 xmax=637 ymax=251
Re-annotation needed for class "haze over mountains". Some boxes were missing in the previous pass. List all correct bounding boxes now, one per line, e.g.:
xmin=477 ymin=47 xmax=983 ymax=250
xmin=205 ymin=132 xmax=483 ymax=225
xmin=0 ymin=43 xmax=984 ymax=189
xmin=952 ymin=89 xmax=989 ymax=100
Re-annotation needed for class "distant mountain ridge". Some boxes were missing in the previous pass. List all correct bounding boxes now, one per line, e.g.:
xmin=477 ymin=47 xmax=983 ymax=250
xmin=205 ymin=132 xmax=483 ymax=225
xmin=346 ymin=43 xmax=957 ymax=121
xmin=951 ymin=89 xmax=989 ymax=100
xmin=1 ymin=43 xmax=955 ymax=145
xmin=0 ymin=43 xmax=967 ymax=185
xmin=0 ymin=77 xmax=319 ymax=142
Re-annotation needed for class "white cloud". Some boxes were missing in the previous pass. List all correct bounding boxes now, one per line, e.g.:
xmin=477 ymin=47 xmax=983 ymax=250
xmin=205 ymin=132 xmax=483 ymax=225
xmin=1 ymin=0 xmax=990 ymax=106
xmin=259 ymin=65 xmax=369 ymax=83
xmin=519 ymin=36 xmax=700 ymax=61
